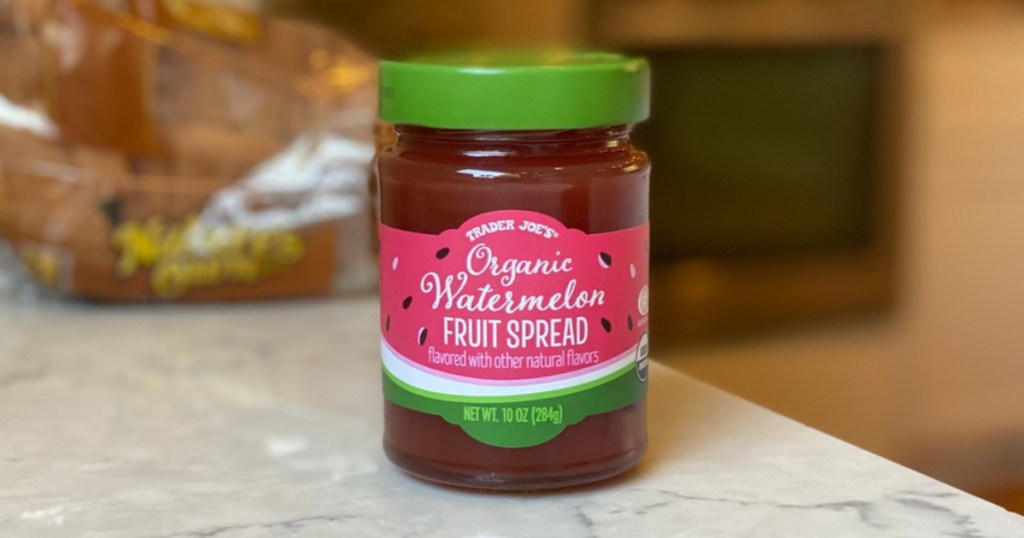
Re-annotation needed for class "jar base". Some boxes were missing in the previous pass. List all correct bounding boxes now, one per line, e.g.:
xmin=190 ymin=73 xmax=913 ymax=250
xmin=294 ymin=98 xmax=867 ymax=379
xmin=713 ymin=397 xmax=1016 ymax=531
xmin=383 ymin=441 xmax=647 ymax=492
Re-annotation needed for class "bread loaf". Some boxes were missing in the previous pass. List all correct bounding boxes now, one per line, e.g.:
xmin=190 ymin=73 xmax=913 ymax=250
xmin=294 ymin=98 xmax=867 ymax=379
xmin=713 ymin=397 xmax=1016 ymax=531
xmin=43 ymin=0 xmax=163 ymax=156
xmin=0 ymin=0 xmax=377 ymax=302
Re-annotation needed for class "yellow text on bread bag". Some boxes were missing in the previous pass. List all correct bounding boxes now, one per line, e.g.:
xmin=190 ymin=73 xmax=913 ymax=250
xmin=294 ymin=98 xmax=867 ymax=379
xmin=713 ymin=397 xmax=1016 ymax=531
xmin=111 ymin=215 xmax=306 ymax=298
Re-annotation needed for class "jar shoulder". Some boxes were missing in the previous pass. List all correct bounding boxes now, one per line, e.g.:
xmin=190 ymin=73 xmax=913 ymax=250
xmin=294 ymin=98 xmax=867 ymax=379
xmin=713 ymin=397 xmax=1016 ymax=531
xmin=378 ymin=144 xmax=649 ymax=182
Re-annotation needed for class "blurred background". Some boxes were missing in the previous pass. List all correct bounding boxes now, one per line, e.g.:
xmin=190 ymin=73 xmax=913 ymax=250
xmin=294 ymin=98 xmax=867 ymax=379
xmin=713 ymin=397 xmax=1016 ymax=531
xmin=3 ymin=0 xmax=1024 ymax=514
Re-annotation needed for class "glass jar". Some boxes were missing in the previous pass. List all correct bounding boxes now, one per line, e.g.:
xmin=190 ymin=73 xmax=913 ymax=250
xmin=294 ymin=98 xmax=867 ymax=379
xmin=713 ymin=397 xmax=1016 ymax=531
xmin=377 ymin=52 xmax=651 ymax=490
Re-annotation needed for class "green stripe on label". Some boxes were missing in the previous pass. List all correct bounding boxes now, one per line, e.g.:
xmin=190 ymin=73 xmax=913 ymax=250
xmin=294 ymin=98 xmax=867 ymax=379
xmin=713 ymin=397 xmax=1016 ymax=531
xmin=383 ymin=365 xmax=647 ymax=448
xmin=384 ymin=361 xmax=636 ymax=404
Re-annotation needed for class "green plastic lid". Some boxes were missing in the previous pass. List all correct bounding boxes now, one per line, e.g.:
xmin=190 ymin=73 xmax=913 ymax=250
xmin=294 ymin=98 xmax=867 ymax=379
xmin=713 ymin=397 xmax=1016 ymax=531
xmin=379 ymin=51 xmax=650 ymax=130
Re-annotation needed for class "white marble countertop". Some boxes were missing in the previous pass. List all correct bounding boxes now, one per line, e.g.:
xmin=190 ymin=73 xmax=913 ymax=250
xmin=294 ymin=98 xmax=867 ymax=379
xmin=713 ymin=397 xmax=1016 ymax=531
xmin=0 ymin=298 xmax=1022 ymax=537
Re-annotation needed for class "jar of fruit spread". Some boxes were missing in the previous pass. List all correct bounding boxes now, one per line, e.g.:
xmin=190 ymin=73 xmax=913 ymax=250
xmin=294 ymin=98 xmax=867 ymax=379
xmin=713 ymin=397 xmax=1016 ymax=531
xmin=377 ymin=52 xmax=651 ymax=490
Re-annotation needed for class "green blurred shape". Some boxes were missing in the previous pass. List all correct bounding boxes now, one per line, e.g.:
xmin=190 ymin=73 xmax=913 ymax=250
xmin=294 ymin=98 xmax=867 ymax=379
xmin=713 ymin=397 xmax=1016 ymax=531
xmin=637 ymin=47 xmax=877 ymax=260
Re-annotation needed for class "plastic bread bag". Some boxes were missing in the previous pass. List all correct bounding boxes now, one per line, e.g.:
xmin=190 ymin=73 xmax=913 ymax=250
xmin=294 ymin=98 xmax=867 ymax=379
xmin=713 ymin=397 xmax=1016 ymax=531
xmin=0 ymin=0 xmax=378 ymax=302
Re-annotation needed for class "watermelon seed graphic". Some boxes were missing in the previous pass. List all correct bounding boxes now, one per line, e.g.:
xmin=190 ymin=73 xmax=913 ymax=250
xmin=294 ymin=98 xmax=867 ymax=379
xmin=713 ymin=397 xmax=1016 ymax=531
xmin=601 ymin=318 xmax=612 ymax=333
xmin=402 ymin=296 xmax=413 ymax=309
xmin=418 ymin=327 xmax=428 ymax=345
xmin=598 ymin=252 xmax=612 ymax=269
xmin=392 ymin=257 xmax=399 ymax=270
xmin=627 ymin=315 xmax=634 ymax=331
xmin=386 ymin=315 xmax=391 ymax=331
xmin=436 ymin=248 xmax=450 ymax=260
xmin=630 ymin=263 xmax=637 ymax=279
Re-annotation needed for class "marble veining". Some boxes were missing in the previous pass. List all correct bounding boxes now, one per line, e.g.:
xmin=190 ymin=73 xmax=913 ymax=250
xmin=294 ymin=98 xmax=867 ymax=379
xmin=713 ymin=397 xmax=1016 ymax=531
xmin=0 ymin=298 xmax=1021 ymax=537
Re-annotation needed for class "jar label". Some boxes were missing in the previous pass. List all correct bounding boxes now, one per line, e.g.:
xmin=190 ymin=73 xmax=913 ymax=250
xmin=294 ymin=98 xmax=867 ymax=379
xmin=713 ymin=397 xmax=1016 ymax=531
xmin=380 ymin=210 xmax=649 ymax=449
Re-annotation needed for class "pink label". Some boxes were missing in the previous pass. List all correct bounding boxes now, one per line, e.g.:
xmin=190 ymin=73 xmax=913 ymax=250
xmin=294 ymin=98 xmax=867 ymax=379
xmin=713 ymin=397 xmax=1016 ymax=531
xmin=380 ymin=211 xmax=649 ymax=384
